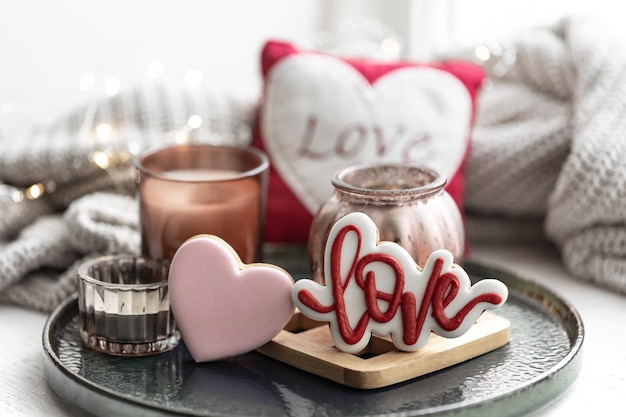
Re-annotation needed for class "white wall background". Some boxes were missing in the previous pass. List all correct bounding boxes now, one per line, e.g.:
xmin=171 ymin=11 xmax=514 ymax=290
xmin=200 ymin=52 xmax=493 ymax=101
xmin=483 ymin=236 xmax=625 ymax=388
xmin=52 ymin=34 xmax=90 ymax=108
xmin=0 ymin=0 xmax=328 ymax=130
xmin=1 ymin=0 xmax=625 ymax=134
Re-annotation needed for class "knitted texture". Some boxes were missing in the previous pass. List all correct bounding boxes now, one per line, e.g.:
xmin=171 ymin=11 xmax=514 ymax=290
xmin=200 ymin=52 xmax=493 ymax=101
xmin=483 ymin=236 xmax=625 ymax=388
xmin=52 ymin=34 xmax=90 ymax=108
xmin=0 ymin=81 xmax=257 ymax=241
xmin=0 ymin=193 xmax=140 ymax=311
xmin=466 ymin=17 xmax=626 ymax=293
xmin=0 ymin=82 xmax=257 ymax=311
xmin=3 ymin=17 xmax=626 ymax=311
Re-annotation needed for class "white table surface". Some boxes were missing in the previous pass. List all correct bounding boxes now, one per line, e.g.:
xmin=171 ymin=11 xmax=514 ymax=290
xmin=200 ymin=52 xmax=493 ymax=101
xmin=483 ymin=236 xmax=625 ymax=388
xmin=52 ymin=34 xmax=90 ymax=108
xmin=1 ymin=239 xmax=625 ymax=416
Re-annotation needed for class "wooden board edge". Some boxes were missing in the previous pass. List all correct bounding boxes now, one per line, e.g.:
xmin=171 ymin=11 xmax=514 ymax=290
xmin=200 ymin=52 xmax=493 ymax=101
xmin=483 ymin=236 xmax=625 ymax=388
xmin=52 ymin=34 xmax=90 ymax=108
xmin=256 ymin=312 xmax=511 ymax=389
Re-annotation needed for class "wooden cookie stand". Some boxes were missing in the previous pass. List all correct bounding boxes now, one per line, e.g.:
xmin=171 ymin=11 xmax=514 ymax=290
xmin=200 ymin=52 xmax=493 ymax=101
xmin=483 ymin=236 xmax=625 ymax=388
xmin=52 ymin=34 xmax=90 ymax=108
xmin=256 ymin=311 xmax=511 ymax=389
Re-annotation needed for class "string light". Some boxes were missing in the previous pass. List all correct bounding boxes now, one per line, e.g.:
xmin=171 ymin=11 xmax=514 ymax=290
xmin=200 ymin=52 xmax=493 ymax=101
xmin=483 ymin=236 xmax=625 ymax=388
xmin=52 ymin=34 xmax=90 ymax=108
xmin=473 ymin=45 xmax=491 ymax=63
xmin=94 ymin=123 xmax=113 ymax=141
xmin=45 ymin=180 xmax=57 ymax=193
xmin=2 ymin=59 xmax=214 ymax=209
xmin=0 ymin=184 xmax=24 ymax=203
xmin=174 ymin=131 xmax=189 ymax=144
xmin=472 ymin=41 xmax=517 ymax=78
xmin=310 ymin=17 xmax=404 ymax=61
xmin=126 ymin=142 xmax=142 ymax=157
xmin=90 ymin=150 xmax=111 ymax=169
xmin=13 ymin=190 xmax=25 ymax=203
xmin=381 ymin=38 xmax=401 ymax=56
xmin=184 ymin=69 xmax=203 ymax=88
xmin=187 ymin=114 xmax=202 ymax=129
xmin=25 ymin=183 xmax=44 ymax=200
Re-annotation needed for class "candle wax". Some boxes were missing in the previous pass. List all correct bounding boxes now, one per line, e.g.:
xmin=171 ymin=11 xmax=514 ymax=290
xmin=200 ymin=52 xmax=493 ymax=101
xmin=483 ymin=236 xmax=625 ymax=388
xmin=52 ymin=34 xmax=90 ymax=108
xmin=140 ymin=168 xmax=262 ymax=262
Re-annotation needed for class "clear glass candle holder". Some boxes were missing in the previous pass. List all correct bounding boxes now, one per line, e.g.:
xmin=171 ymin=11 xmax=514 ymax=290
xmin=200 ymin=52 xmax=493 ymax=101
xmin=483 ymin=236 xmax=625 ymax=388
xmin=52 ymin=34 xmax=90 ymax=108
xmin=77 ymin=255 xmax=180 ymax=356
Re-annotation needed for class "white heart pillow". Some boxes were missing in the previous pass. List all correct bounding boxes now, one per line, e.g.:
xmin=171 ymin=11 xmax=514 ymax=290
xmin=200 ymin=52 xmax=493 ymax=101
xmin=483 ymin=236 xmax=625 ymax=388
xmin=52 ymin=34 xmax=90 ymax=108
xmin=254 ymin=40 xmax=485 ymax=243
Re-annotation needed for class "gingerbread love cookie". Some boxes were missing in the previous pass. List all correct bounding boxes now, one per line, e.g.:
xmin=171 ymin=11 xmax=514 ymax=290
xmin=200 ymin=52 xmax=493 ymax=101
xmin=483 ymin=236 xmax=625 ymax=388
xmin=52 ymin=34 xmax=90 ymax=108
xmin=169 ymin=235 xmax=295 ymax=362
xmin=293 ymin=212 xmax=508 ymax=354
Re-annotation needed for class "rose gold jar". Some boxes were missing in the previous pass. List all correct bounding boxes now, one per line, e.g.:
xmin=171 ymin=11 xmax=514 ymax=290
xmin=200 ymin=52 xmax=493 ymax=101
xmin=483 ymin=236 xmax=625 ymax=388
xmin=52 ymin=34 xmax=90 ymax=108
xmin=307 ymin=163 xmax=465 ymax=283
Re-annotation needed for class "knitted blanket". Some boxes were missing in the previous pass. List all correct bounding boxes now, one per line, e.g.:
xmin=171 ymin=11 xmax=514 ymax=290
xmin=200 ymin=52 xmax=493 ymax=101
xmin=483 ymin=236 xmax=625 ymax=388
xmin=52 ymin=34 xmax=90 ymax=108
xmin=0 ymin=82 xmax=258 ymax=311
xmin=465 ymin=16 xmax=626 ymax=293
xmin=2 ymin=16 xmax=625 ymax=312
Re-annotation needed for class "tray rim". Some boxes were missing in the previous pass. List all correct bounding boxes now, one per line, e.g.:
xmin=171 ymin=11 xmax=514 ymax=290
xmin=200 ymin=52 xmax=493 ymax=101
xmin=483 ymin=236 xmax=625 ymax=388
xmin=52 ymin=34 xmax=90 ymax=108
xmin=42 ymin=293 xmax=189 ymax=417
xmin=460 ymin=260 xmax=585 ymax=414
xmin=42 ymin=258 xmax=585 ymax=417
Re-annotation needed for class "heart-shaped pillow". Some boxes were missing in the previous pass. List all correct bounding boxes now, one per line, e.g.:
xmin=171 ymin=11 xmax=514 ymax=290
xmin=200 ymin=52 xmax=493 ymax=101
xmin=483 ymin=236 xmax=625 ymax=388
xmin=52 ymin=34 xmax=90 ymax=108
xmin=169 ymin=235 xmax=295 ymax=362
xmin=254 ymin=40 xmax=485 ymax=243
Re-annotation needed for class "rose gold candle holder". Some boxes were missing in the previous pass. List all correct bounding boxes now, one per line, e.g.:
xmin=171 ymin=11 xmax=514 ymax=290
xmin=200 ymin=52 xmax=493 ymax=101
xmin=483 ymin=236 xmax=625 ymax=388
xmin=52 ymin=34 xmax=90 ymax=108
xmin=135 ymin=144 xmax=269 ymax=262
xmin=308 ymin=163 xmax=465 ymax=283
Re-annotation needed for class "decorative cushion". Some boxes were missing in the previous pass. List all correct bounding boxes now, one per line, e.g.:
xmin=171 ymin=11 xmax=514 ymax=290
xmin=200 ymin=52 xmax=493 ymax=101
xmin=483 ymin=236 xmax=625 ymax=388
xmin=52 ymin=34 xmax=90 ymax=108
xmin=254 ymin=40 xmax=485 ymax=243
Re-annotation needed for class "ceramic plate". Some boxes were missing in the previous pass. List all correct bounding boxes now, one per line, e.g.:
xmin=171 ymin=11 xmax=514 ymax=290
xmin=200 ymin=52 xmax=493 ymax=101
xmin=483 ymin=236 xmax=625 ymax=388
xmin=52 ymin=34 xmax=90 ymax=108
xmin=43 ymin=253 xmax=583 ymax=417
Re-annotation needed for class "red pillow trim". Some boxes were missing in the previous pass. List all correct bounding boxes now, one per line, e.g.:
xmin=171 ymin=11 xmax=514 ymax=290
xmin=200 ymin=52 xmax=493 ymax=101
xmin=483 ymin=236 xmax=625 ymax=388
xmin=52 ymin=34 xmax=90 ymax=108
xmin=257 ymin=40 xmax=485 ymax=243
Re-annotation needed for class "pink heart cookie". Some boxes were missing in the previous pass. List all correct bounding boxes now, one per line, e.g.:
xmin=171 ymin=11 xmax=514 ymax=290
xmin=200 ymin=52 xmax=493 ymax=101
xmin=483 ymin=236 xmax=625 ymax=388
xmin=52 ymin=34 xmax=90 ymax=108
xmin=169 ymin=235 xmax=295 ymax=362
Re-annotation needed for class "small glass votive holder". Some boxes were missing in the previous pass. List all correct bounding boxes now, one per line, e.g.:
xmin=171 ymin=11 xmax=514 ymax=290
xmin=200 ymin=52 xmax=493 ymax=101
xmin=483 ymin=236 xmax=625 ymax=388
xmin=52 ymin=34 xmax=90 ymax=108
xmin=77 ymin=255 xmax=180 ymax=356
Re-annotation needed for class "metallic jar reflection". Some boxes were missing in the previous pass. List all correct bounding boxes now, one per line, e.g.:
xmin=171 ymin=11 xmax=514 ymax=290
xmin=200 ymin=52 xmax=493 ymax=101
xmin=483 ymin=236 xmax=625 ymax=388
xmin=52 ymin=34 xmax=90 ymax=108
xmin=307 ymin=163 xmax=465 ymax=283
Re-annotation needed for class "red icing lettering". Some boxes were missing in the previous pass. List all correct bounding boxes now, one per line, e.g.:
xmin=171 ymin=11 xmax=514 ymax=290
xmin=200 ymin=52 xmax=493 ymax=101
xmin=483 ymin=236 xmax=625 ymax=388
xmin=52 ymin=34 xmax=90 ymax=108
xmin=297 ymin=223 xmax=504 ymax=349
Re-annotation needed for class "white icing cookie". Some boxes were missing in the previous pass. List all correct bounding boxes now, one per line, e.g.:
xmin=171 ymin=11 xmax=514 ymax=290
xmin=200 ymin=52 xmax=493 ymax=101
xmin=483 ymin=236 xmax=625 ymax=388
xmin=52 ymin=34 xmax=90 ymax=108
xmin=293 ymin=212 xmax=508 ymax=354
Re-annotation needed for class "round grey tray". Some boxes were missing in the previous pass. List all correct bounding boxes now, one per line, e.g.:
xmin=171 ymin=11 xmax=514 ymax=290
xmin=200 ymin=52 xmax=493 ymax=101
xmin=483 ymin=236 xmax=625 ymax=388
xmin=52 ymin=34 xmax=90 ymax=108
xmin=43 ymin=259 xmax=584 ymax=417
